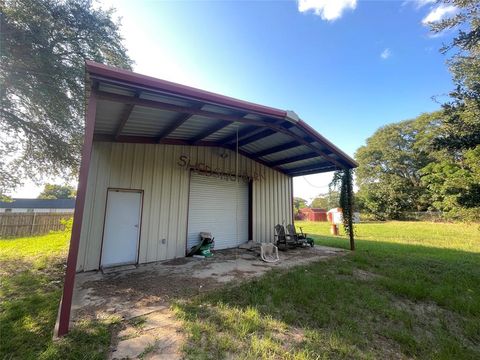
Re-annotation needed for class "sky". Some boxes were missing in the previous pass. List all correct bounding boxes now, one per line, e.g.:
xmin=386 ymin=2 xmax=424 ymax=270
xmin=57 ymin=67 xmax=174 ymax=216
xmin=14 ymin=0 xmax=456 ymax=203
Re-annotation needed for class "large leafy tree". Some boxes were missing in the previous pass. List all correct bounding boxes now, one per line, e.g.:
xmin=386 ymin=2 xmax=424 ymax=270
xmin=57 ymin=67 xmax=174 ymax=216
xmin=0 ymin=0 xmax=132 ymax=195
xmin=421 ymin=0 xmax=480 ymax=220
xmin=355 ymin=112 xmax=442 ymax=219
xmin=429 ymin=0 xmax=479 ymax=151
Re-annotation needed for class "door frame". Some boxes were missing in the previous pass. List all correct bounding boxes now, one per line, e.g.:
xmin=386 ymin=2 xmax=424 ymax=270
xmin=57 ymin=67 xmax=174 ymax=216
xmin=99 ymin=188 xmax=144 ymax=268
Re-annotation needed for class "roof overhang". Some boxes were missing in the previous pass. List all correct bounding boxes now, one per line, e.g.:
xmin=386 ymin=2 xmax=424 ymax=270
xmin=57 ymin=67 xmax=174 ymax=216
xmin=86 ymin=61 xmax=357 ymax=176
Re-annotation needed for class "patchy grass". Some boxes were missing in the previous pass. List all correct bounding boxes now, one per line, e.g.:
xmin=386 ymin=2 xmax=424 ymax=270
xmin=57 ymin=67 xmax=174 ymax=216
xmin=175 ymin=221 xmax=480 ymax=359
xmin=2 ymin=222 xmax=479 ymax=359
xmin=0 ymin=231 xmax=118 ymax=360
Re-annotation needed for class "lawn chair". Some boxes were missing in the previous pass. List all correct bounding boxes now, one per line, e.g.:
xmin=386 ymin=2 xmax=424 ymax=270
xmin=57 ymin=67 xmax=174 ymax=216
xmin=260 ymin=243 xmax=279 ymax=263
xmin=286 ymin=224 xmax=314 ymax=247
xmin=274 ymin=224 xmax=294 ymax=250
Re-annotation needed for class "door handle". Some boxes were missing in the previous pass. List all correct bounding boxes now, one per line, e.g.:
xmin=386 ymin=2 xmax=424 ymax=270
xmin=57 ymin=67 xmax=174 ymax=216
xmin=134 ymin=224 xmax=139 ymax=228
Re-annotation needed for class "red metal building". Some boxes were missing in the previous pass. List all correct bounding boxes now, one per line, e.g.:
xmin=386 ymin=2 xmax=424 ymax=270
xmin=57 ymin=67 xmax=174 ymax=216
xmin=298 ymin=208 xmax=327 ymax=221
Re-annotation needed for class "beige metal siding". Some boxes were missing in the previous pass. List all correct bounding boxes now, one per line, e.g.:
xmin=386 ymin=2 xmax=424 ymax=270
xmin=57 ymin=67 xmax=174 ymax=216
xmin=76 ymin=142 xmax=292 ymax=271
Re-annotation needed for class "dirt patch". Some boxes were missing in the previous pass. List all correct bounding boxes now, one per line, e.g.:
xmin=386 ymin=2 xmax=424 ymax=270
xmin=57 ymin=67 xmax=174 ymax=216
xmin=371 ymin=335 xmax=408 ymax=360
xmin=353 ymin=269 xmax=382 ymax=281
xmin=162 ymin=257 xmax=190 ymax=266
xmin=72 ymin=246 xmax=346 ymax=358
xmin=251 ymin=263 xmax=271 ymax=268
xmin=392 ymin=298 xmax=479 ymax=353
xmin=109 ymin=308 xmax=184 ymax=360
xmin=84 ymin=272 xmax=219 ymax=301
xmin=394 ymin=298 xmax=441 ymax=319
xmin=276 ymin=326 xmax=305 ymax=350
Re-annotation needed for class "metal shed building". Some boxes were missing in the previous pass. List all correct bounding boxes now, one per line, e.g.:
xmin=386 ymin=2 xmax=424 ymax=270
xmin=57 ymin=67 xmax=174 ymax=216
xmin=57 ymin=61 xmax=357 ymax=335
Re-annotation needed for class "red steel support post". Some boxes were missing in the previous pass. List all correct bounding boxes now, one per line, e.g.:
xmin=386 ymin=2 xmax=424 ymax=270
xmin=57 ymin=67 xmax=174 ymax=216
xmin=56 ymin=89 xmax=97 ymax=336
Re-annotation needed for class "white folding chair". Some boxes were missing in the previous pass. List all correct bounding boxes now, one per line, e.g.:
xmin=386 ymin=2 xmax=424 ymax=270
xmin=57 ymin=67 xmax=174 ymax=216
xmin=260 ymin=243 xmax=279 ymax=263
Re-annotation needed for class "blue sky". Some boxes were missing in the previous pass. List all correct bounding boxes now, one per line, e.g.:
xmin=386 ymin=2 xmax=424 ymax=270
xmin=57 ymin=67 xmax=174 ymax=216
xmin=15 ymin=0 xmax=457 ymax=200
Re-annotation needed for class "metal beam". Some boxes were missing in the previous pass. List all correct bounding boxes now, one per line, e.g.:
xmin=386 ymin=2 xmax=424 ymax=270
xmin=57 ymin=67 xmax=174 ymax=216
xmin=254 ymin=141 xmax=301 ymax=157
xmin=237 ymin=129 xmax=276 ymax=147
xmin=92 ymin=134 xmax=286 ymax=174
xmin=114 ymin=93 xmax=139 ymax=139
xmin=190 ymin=120 xmax=231 ymax=144
xmin=155 ymin=112 xmax=196 ymax=142
xmin=96 ymin=90 xmax=348 ymax=169
xmin=94 ymin=134 xmax=218 ymax=146
xmin=218 ymin=125 xmax=260 ymax=145
xmin=287 ymin=163 xmax=338 ymax=176
xmin=289 ymin=169 xmax=337 ymax=177
xmin=190 ymin=111 xmax=249 ymax=144
xmin=96 ymin=90 xmax=282 ymax=128
xmin=268 ymin=152 xmax=319 ymax=167
xmin=221 ymin=144 xmax=283 ymax=173
xmin=236 ymin=121 xmax=295 ymax=147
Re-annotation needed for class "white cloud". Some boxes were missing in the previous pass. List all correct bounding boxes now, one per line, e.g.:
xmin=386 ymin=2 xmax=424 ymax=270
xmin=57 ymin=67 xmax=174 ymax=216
xmin=380 ymin=48 xmax=392 ymax=60
xmin=416 ymin=0 xmax=436 ymax=7
xmin=297 ymin=0 xmax=357 ymax=21
xmin=403 ymin=0 xmax=436 ymax=9
xmin=422 ymin=4 xmax=457 ymax=24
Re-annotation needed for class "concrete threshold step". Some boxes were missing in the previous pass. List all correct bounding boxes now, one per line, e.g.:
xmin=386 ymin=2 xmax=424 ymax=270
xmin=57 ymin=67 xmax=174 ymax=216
xmin=102 ymin=264 xmax=137 ymax=274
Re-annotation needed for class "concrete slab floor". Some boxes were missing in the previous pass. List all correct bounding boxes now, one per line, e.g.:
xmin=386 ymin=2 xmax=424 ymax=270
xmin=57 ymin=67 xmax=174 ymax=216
xmin=71 ymin=245 xmax=346 ymax=359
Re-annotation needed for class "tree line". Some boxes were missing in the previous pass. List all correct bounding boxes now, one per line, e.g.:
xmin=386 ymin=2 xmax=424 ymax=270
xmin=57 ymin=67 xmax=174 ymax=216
xmin=355 ymin=0 xmax=479 ymax=221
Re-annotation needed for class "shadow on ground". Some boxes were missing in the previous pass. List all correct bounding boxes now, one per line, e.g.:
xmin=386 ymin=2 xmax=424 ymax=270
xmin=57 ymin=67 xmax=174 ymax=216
xmin=72 ymin=246 xmax=346 ymax=359
xmin=173 ymin=238 xmax=480 ymax=359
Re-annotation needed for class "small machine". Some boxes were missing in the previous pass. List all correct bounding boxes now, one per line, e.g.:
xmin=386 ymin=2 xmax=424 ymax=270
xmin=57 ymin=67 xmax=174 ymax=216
xmin=187 ymin=232 xmax=215 ymax=257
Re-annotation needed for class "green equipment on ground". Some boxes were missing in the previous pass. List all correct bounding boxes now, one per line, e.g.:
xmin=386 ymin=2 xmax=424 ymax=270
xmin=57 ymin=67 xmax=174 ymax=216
xmin=187 ymin=232 xmax=215 ymax=257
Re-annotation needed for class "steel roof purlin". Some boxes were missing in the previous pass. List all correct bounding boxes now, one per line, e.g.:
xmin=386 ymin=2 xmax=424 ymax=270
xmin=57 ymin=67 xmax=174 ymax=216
xmin=86 ymin=61 xmax=358 ymax=175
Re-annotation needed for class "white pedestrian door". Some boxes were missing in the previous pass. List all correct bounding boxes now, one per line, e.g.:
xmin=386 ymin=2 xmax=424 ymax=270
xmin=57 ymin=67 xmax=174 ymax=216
xmin=187 ymin=174 xmax=249 ymax=252
xmin=101 ymin=190 xmax=142 ymax=268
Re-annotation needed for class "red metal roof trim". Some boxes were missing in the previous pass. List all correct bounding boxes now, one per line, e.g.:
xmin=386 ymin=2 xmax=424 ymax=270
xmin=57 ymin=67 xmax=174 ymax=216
xmin=85 ymin=60 xmax=286 ymax=119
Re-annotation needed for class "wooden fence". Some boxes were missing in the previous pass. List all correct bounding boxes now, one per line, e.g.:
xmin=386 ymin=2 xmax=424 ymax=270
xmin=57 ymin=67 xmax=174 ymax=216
xmin=0 ymin=212 xmax=73 ymax=238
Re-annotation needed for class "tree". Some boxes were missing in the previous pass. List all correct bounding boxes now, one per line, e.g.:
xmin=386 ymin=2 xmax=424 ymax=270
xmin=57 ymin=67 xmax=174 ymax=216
xmin=422 ymin=0 xmax=480 ymax=220
xmin=310 ymin=191 xmax=339 ymax=209
xmin=38 ymin=183 xmax=76 ymax=199
xmin=429 ymin=0 xmax=480 ymax=152
xmin=355 ymin=112 xmax=441 ymax=219
xmin=0 ymin=0 xmax=133 ymax=196
xmin=421 ymin=145 xmax=480 ymax=220
xmin=293 ymin=197 xmax=308 ymax=217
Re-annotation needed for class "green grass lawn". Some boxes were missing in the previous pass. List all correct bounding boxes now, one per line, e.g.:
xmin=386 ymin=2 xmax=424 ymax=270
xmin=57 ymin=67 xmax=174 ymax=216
xmin=0 ymin=231 xmax=118 ymax=360
xmin=174 ymin=221 xmax=480 ymax=359
xmin=1 ymin=222 xmax=479 ymax=359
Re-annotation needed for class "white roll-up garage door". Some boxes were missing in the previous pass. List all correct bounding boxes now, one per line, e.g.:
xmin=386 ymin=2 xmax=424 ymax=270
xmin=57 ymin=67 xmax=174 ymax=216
xmin=187 ymin=173 xmax=249 ymax=252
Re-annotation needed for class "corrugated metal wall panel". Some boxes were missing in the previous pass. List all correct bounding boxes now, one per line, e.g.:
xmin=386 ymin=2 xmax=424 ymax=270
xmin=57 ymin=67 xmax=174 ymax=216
xmin=77 ymin=142 xmax=292 ymax=271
